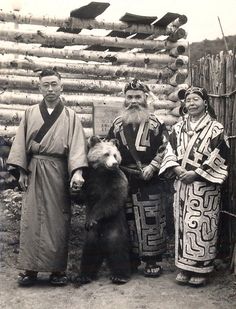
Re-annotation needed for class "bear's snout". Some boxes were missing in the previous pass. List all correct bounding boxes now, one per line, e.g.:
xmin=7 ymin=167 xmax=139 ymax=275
xmin=87 ymin=139 xmax=122 ymax=170
xmin=106 ymin=156 xmax=119 ymax=169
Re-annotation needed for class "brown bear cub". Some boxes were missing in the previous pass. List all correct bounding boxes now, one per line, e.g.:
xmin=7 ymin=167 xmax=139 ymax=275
xmin=77 ymin=136 xmax=131 ymax=285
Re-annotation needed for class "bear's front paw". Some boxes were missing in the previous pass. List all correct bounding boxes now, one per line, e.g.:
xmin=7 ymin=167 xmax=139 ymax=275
xmin=85 ymin=219 xmax=98 ymax=231
xmin=110 ymin=275 xmax=129 ymax=285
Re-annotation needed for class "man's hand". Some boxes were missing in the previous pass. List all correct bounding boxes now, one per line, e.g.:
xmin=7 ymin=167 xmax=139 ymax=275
xmin=173 ymin=166 xmax=186 ymax=177
xmin=142 ymin=165 xmax=155 ymax=181
xmin=18 ymin=169 xmax=28 ymax=191
xmin=179 ymin=171 xmax=197 ymax=184
xmin=70 ymin=169 xmax=84 ymax=192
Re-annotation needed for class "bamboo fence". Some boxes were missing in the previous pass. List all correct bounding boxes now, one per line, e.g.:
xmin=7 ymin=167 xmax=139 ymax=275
xmin=191 ymin=51 xmax=236 ymax=273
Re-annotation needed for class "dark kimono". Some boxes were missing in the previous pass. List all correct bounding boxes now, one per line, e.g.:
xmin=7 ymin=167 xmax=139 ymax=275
xmin=7 ymin=100 xmax=88 ymax=272
xmin=160 ymin=113 xmax=229 ymax=273
xmin=107 ymin=114 xmax=169 ymax=259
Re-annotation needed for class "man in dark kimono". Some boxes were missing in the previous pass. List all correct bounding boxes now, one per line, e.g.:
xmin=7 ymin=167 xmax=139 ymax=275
xmin=106 ymin=79 xmax=169 ymax=277
xmin=7 ymin=69 xmax=88 ymax=286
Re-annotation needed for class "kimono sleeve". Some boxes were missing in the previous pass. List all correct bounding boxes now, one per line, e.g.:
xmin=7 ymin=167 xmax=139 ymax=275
xmin=67 ymin=113 xmax=88 ymax=177
xmin=195 ymin=124 xmax=229 ymax=184
xmin=7 ymin=111 xmax=28 ymax=172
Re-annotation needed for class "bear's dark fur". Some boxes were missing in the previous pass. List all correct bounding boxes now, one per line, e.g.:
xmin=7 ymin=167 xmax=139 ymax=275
xmin=78 ymin=136 xmax=131 ymax=284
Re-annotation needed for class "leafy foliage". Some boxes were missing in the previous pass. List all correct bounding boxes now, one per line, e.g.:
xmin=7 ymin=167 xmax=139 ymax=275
xmin=190 ymin=35 xmax=236 ymax=64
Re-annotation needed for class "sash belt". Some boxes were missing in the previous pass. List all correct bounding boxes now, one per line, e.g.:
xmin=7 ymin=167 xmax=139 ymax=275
xmin=32 ymin=154 xmax=66 ymax=161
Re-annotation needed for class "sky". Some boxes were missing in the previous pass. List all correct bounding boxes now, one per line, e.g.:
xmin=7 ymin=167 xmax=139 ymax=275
xmin=0 ymin=0 xmax=236 ymax=43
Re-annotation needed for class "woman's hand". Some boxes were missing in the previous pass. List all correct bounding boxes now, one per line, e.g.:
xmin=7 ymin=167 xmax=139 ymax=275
xmin=179 ymin=171 xmax=198 ymax=184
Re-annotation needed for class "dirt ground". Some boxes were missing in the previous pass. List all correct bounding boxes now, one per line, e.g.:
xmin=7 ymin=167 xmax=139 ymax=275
xmin=1 ymin=189 xmax=236 ymax=309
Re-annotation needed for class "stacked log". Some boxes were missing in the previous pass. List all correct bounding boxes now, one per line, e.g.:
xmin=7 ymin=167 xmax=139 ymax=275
xmin=0 ymin=5 xmax=189 ymax=138
xmin=150 ymin=84 xmax=188 ymax=128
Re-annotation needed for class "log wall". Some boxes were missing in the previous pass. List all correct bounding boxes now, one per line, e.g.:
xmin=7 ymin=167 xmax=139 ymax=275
xmin=0 ymin=3 xmax=189 ymax=141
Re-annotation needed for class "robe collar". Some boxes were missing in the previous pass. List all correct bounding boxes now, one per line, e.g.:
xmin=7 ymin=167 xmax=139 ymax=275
xmin=122 ymin=122 xmax=143 ymax=170
xmin=34 ymin=99 xmax=64 ymax=143
xmin=183 ymin=113 xmax=212 ymax=135
xmin=39 ymin=99 xmax=64 ymax=122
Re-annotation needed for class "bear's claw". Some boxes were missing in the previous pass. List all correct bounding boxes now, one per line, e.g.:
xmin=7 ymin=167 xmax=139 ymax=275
xmin=74 ymin=275 xmax=93 ymax=286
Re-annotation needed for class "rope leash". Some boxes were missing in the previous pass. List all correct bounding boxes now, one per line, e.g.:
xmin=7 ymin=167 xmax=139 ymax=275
xmin=221 ymin=210 xmax=236 ymax=219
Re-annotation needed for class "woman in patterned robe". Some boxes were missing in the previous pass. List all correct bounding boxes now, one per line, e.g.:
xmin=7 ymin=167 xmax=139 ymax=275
xmin=160 ymin=87 xmax=229 ymax=286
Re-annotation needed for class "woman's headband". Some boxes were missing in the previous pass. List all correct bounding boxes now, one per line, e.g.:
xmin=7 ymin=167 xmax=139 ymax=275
xmin=184 ymin=86 xmax=209 ymax=101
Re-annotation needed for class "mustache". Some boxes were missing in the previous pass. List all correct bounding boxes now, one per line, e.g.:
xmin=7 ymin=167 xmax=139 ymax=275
xmin=126 ymin=104 xmax=141 ymax=110
xmin=125 ymin=102 xmax=147 ymax=110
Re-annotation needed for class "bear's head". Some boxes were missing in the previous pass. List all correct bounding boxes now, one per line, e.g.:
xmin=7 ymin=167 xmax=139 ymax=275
xmin=87 ymin=136 xmax=121 ymax=170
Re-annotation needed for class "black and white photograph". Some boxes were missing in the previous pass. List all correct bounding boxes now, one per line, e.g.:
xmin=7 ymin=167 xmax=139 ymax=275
xmin=0 ymin=0 xmax=236 ymax=308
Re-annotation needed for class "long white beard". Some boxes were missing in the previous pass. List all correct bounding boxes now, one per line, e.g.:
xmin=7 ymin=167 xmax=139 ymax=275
xmin=122 ymin=107 xmax=149 ymax=125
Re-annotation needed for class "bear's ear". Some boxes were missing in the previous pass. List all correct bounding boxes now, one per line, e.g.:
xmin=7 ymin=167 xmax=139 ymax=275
xmin=109 ymin=138 xmax=119 ymax=148
xmin=88 ymin=135 xmax=101 ymax=148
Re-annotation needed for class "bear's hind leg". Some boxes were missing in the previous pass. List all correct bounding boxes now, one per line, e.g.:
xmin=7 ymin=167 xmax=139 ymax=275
xmin=105 ymin=228 xmax=131 ymax=284
xmin=78 ymin=230 xmax=103 ymax=284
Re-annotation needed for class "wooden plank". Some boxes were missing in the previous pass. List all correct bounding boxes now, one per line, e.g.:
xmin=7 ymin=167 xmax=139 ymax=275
xmin=153 ymin=12 xmax=180 ymax=27
xmin=70 ymin=2 xmax=110 ymax=19
xmin=119 ymin=13 xmax=157 ymax=24
xmin=57 ymin=2 xmax=110 ymax=35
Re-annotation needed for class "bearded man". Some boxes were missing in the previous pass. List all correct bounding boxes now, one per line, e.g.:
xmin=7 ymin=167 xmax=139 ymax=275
xmin=106 ymin=79 xmax=169 ymax=277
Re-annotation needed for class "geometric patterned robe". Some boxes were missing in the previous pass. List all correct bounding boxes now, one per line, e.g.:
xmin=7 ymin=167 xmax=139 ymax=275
xmin=160 ymin=113 xmax=229 ymax=273
xmin=107 ymin=114 xmax=169 ymax=259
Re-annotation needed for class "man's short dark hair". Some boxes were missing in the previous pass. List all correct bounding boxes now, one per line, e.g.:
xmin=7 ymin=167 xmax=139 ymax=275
xmin=39 ymin=68 xmax=61 ymax=80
